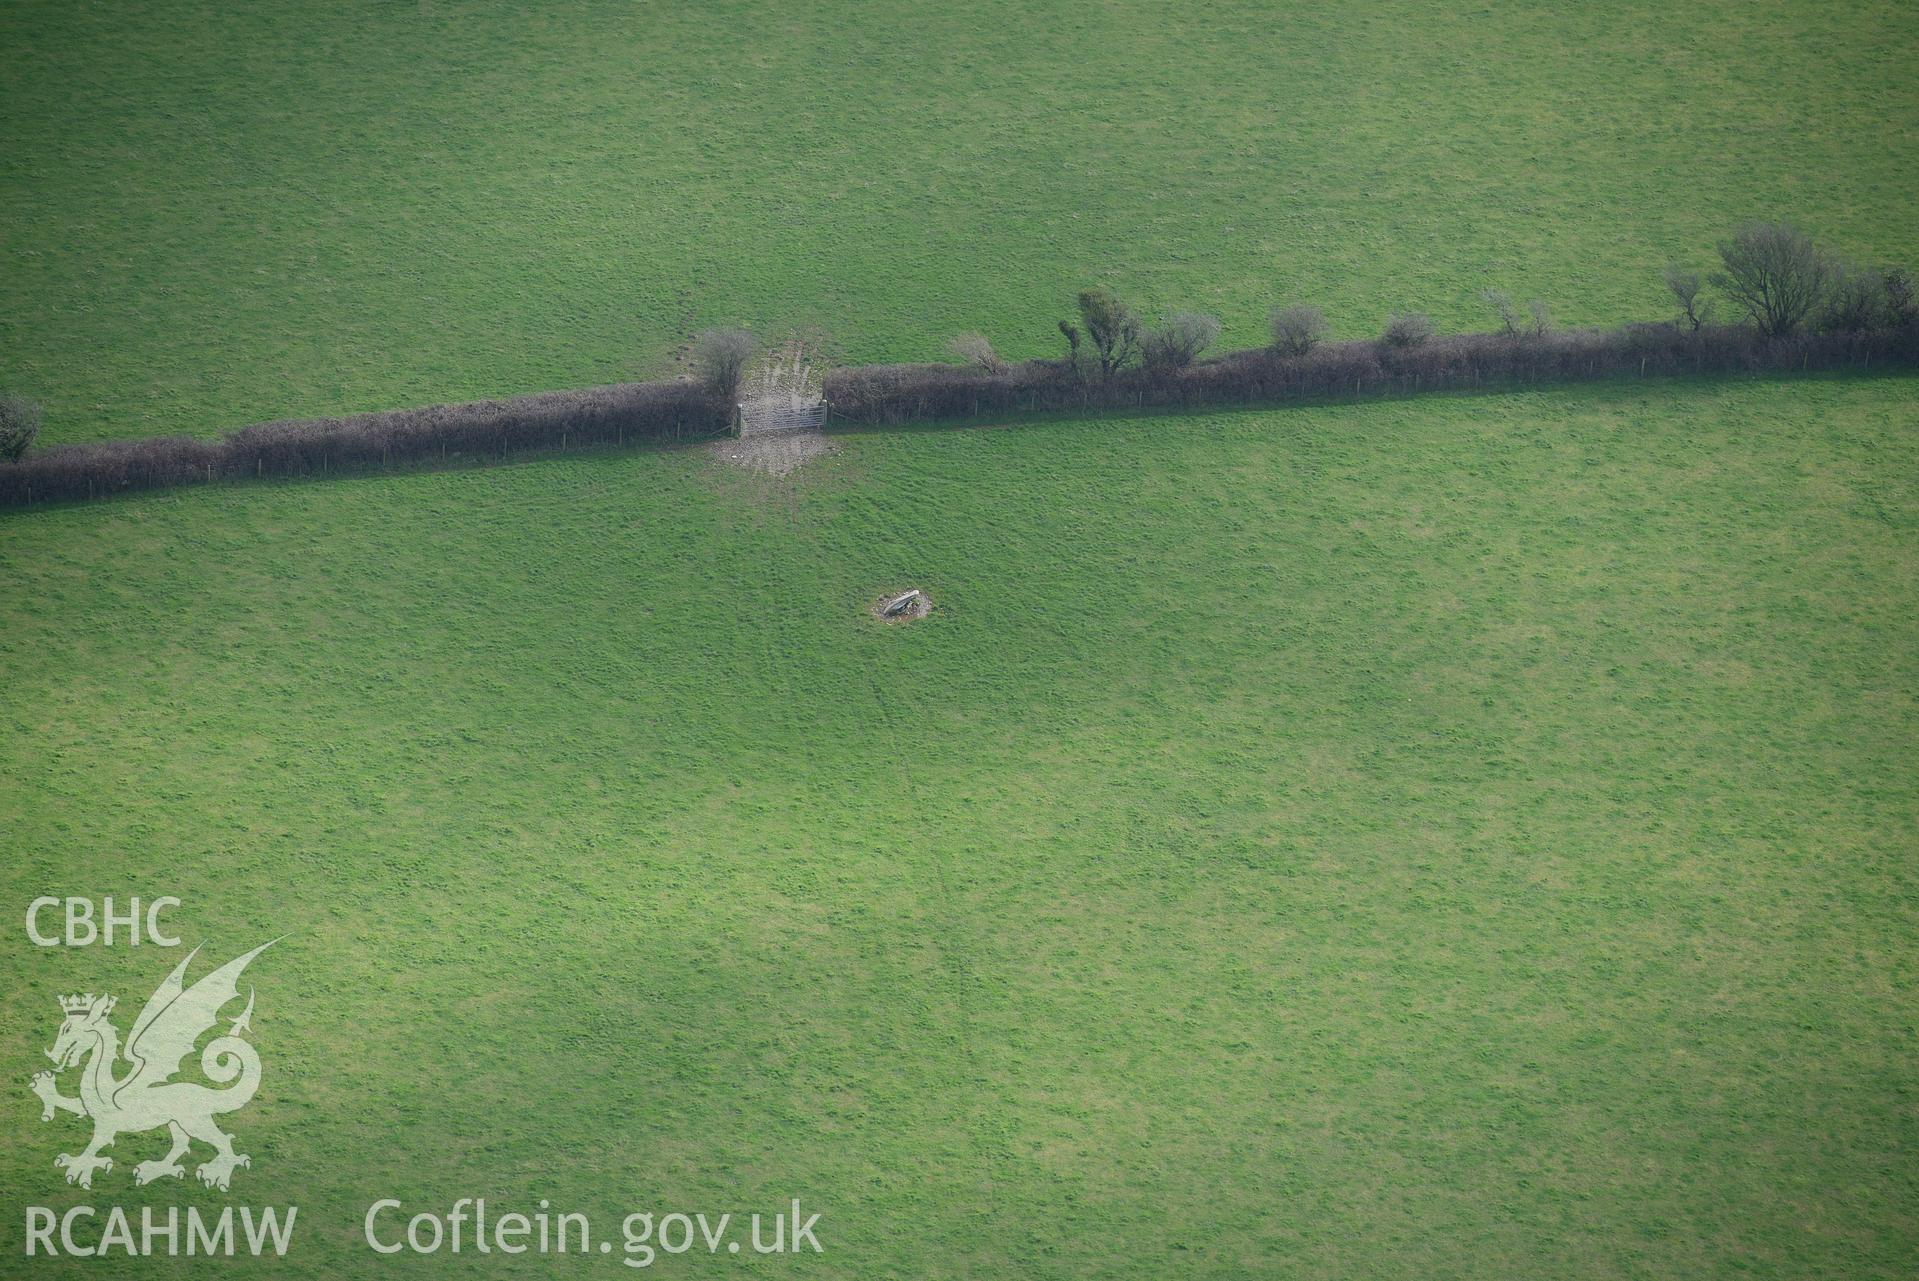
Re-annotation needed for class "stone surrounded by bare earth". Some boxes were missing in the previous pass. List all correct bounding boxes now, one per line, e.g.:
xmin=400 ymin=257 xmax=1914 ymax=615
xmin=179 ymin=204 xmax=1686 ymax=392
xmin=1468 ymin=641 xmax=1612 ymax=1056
xmin=872 ymin=588 xmax=932 ymax=622
xmin=880 ymin=589 xmax=923 ymax=617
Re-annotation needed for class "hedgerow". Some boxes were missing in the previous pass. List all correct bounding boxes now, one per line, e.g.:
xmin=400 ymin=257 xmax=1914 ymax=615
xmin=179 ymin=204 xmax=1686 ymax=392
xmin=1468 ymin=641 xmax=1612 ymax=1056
xmin=826 ymin=324 xmax=1918 ymax=426
xmin=5 ymin=221 xmax=1917 ymax=506
xmin=0 ymin=381 xmax=723 ymax=505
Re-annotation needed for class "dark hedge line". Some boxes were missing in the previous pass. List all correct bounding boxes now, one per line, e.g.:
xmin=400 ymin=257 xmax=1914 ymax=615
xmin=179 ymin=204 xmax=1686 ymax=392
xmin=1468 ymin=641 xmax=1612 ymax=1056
xmin=3 ymin=322 xmax=1915 ymax=508
xmin=0 ymin=380 xmax=725 ymax=506
xmin=825 ymin=323 xmax=1919 ymax=425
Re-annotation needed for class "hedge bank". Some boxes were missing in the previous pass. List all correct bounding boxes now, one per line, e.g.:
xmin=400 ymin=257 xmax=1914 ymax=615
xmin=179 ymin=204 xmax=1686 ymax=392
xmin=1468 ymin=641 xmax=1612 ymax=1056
xmin=3 ymin=322 xmax=1914 ymax=507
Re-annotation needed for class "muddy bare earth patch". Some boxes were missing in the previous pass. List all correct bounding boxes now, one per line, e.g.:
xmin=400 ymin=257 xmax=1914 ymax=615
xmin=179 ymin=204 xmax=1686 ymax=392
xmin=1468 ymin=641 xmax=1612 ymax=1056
xmin=706 ymin=430 xmax=837 ymax=476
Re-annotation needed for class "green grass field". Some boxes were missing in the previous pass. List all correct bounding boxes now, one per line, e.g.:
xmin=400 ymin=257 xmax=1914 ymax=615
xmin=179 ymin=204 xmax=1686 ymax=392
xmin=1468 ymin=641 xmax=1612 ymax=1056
xmin=2 ymin=0 xmax=1915 ymax=443
xmin=5 ymin=0 xmax=1919 ymax=1276
xmin=4 ymin=377 xmax=1917 ymax=1276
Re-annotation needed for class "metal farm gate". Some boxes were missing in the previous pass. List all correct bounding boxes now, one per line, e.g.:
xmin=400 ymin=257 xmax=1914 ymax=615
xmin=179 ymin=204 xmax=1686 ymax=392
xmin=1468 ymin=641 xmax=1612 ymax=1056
xmin=736 ymin=344 xmax=829 ymax=437
xmin=737 ymin=396 xmax=828 ymax=436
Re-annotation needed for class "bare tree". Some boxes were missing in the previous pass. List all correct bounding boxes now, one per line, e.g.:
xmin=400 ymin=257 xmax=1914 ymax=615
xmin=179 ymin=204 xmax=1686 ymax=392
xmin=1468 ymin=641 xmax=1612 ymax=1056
xmin=691 ymin=328 xmax=758 ymax=400
xmin=1527 ymin=298 xmax=1553 ymax=338
xmin=0 ymin=393 xmax=40 ymax=462
xmin=1141 ymin=311 xmax=1221 ymax=371
xmin=948 ymin=332 xmax=1005 ymax=373
xmin=1480 ymin=288 xmax=1521 ymax=337
xmin=1663 ymin=262 xmax=1712 ymax=331
xmin=1379 ymin=313 xmax=1433 ymax=349
xmin=1817 ymin=261 xmax=1888 ymax=333
xmin=1269 ymin=304 xmax=1327 ymax=356
xmin=1710 ymin=222 xmax=1835 ymax=337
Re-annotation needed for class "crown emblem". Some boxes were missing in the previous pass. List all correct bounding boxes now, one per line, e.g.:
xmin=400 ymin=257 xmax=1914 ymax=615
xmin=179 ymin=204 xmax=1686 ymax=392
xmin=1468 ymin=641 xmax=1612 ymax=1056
xmin=59 ymin=994 xmax=110 ymax=1016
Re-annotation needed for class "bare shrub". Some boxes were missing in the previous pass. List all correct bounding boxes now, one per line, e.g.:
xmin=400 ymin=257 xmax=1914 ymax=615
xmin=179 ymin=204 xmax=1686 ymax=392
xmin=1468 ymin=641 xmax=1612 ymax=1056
xmin=948 ymin=332 xmax=1005 ymax=373
xmin=1141 ymin=311 xmax=1221 ymax=371
xmin=1711 ymin=222 xmax=1835 ymax=337
xmin=1663 ymin=262 xmax=1713 ymax=331
xmin=1269 ymin=304 xmax=1327 ymax=357
xmin=1379 ymin=313 xmax=1434 ymax=349
xmin=1481 ymin=289 xmax=1550 ymax=339
xmin=1480 ymin=288 xmax=1521 ymax=337
xmin=0 ymin=394 xmax=42 ymax=461
xmin=692 ymin=327 xmax=758 ymax=400
xmin=1817 ymin=262 xmax=1889 ymax=334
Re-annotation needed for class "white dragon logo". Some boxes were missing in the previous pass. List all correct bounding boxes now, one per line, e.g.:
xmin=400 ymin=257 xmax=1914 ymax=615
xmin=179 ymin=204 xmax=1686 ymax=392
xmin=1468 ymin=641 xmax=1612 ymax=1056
xmin=28 ymin=941 xmax=276 ymax=1191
